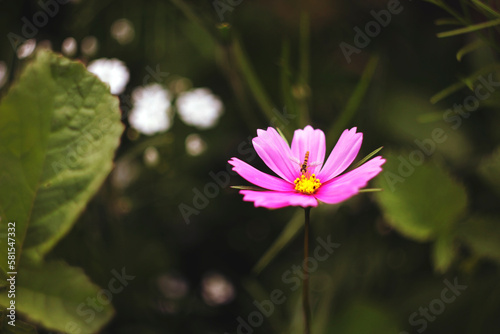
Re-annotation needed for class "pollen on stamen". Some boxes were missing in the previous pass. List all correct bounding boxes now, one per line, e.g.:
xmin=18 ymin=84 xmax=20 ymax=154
xmin=294 ymin=174 xmax=322 ymax=195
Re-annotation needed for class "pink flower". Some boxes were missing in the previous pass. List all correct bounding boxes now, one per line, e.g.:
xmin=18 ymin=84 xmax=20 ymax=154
xmin=228 ymin=126 xmax=385 ymax=209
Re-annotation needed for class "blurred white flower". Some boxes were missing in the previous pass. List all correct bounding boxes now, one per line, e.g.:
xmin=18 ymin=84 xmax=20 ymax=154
xmin=128 ymin=84 xmax=172 ymax=135
xmin=143 ymin=146 xmax=160 ymax=167
xmin=87 ymin=58 xmax=129 ymax=95
xmin=111 ymin=18 xmax=135 ymax=45
xmin=201 ymin=272 xmax=235 ymax=306
xmin=157 ymin=273 xmax=189 ymax=300
xmin=156 ymin=273 xmax=189 ymax=315
xmin=0 ymin=61 xmax=7 ymax=89
xmin=17 ymin=39 xmax=36 ymax=59
xmin=62 ymin=37 xmax=77 ymax=56
xmin=185 ymin=134 xmax=207 ymax=156
xmin=81 ymin=36 xmax=99 ymax=56
xmin=111 ymin=159 xmax=139 ymax=190
xmin=176 ymin=88 xmax=224 ymax=129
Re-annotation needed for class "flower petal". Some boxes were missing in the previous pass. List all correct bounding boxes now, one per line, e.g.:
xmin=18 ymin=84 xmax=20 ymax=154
xmin=228 ymin=158 xmax=294 ymax=191
xmin=240 ymin=190 xmax=318 ymax=209
xmin=318 ymin=127 xmax=363 ymax=182
xmin=314 ymin=156 xmax=385 ymax=204
xmin=252 ymin=127 xmax=297 ymax=182
xmin=291 ymin=125 xmax=326 ymax=176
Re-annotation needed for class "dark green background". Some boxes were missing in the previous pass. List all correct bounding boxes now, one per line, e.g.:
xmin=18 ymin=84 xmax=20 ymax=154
xmin=1 ymin=0 xmax=500 ymax=333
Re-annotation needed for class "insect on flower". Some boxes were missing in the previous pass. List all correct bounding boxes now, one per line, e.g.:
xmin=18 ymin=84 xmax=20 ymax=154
xmin=289 ymin=151 xmax=322 ymax=176
xmin=228 ymin=126 xmax=385 ymax=209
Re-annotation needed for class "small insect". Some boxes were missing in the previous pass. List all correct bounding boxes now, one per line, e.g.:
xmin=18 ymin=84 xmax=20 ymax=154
xmin=300 ymin=151 xmax=311 ymax=174
xmin=289 ymin=151 xmax=322 ymax=175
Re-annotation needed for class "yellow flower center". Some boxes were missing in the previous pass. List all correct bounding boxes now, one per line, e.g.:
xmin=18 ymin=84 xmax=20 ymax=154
xmin=294 ymin=174 xmax=321 ymax=195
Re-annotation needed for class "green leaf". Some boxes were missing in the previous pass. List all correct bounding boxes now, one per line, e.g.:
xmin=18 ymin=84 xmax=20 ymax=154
xmin=457 ymin=216 xmax=500 ymax=264
xmin=430 ymin=80 xmax=467 ymax=104
xmin=432 ymin=234 xmax=457 ymax=273
xmin=276 ymin=126 xmax=290 ymax=147
xmin=353 ymin=146 xmax=383 ymax=168
xmin=230 ymin=185 xmax=265 ymax=191
xmin=435 ymin=17 xmax=463 ymax=26
xmin=456 ymin=39 xmax=485 ymax=61
xmin=358 ymin=188 xmax=382 ymax=193
xmin=430 ymin=63 xmax=500 ymax=104
xmin=471 ymin=0 xmax=500 ymax=19
xmin=424 ymin=0 xmax=468 ymax=26
xmin=374 ymin=152 xmax=467 ymax=241
xmin=437 ymin=18 xmax=500 ymax=38
xmin=0 ymin=261 xmax=115 ymax=333
xmin=0 ymin=51 xmax=124 ymax=272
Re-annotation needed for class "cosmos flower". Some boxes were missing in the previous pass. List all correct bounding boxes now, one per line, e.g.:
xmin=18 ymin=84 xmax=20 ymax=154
xmin=176 ymin=88 xmax=224 ymax=129
xmin=228 ymin=126 xmax=385 ymax=209
xmin=87 ymin=58 xmax=129 ymax=94
xmin=128 ymin=84 xmax=172 ymax=135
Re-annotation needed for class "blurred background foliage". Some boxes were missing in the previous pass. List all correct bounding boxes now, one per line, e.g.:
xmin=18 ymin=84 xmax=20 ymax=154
xmin=1 ymin=0 xmax=500 ymax=333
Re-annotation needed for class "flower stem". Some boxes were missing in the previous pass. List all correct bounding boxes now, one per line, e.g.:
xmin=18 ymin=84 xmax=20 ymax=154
xmin=303 ymin=207 xmax=311 ymax=334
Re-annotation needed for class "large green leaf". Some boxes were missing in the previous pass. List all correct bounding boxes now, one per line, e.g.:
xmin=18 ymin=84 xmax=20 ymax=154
xmin=374 ymin=152 xmax=467 ymax=241
xmin=0 ymin=261 xmax=115 ymax=333
xmin=0 ymin=50 xmax=123 ymax=274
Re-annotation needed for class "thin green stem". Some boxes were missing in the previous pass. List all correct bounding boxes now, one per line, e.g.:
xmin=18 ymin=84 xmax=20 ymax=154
xmin=437 ymin=18 xmax=500 ymax=38
xmin=303 ymin=207 xmax=312 ymax=334
xmin=232 ymin=36 xmax=279 ymax=126
xmin=168 ymin=0 xmax=217 ymax=42
xmin=327 ymin=55 xmax=378 ymax=146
